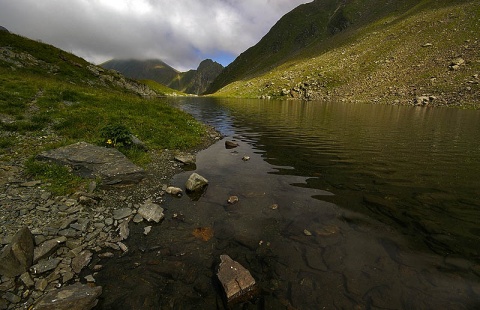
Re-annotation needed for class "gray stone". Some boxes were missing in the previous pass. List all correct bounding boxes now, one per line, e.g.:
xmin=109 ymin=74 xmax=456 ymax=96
xmin=130 ymin=134 xmax=148 ymax=151
xmin=185 ymin=173 xmax=209 ymax=192
xmin=36 ymin=142 xmax=145 ymax=185
xmin=32 ymin=282 xmax=102 ymax=310
xmin=34 ymin=236 xmax=67 ymax=263
xmin=166 ymin=186 xmax=183 ymax=196
xmin=113 ymin=208 xmax=132 ymax=220
xmin=138 ymin=201 xmax=164 ymax=223
xmin=118 ymin=220 xmax=130 ymax=240
xmin=225 ymin=141 xmax=239 ymax=149
xmin=0 ymin=227 xmax=34 ymax=277
xmin=31 ymin=258 xmax=61 ymax=274
xmin=217 ymin=254 xmax=257 ymax=303
xmin=72 ymin=250 xmax=92 ymax=274
xmin=174 ymin=153 xmax=196 ymax=165
xmin=3 ymin=292 xmax=20 ymax=304
xmin=20 ymin=272 xmax=35 ymax=287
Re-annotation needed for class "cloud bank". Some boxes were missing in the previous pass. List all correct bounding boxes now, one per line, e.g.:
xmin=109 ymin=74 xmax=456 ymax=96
xmin=0 ymin=0 xmax=311 ymax=70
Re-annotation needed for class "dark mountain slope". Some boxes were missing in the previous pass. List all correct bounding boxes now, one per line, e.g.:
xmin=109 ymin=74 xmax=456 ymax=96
xmin=101 ymin=58 xmax=223 ymax=95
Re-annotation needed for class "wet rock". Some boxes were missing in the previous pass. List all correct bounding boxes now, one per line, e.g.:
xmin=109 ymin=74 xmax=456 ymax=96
xmin=36 ymin=142 xmax=145 ymax=185
xmin=144 ymin=226 xmax=152 ymax=235
xmin=113 ymin=208 xmax=132 ymax=220
xmin=185 ymin=173 xmax=209 ymax=192
xmin=217 ymin=254 xmax=257 ymax=303
xmin=72 ymin=250 xmax=92 ymax=274
xmin=303 ymin=229 xmax=313 ymax=236
xmin=174 ymin=153 xmax=196 ymax=165
xmin=0 ymin=227 xmax=34 ymax=277
xmin=138 ymin=200 xmax=164 ymax=223
xmin=33 ymin=236 xmax=67 ymax=263
xmin=242 ymin=156 xmax=250 ymax=161
xmin=32 ymin=282 xmax=102 ymax=310
xmin=270 ymin=204 xmax=279 ymax=210
xmin=118 ymin=219 xmax=130 ymax=240
xmin=225 ymin=141 xmax=239 ymax=149
xmin=166 ymin=186 xmax=183 ymax=196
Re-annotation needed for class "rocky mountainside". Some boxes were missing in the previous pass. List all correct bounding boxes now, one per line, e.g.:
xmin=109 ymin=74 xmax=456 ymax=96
xmin=102 ymin=58 xmax=224 ymax=95
xmin=207 ymin=0 xmax=479 ymax=108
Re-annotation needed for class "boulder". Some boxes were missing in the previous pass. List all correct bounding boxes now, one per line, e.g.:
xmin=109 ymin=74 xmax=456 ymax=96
xmin=32 ymin=283 xmax=102 ymax=310
xmin=174 ymin=153 xmax=196 ymax=165
xmin=166 ymin=186 xmax=183 ymax=196
xmin=185 ymin=173 xmax=209 ymax=192
xmin=36 ymin=142 xmax=145 ymax=185
xmin=217 ymin=254 xmax=257 ymax=303
xmin=0 ymin=227 xmax=34 ymax=277
xmin=33 ymin=236 xmax=67 ymax=263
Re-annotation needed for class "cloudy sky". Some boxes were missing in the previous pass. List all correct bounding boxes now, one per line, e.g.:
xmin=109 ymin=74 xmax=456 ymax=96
xmin=0 ymin=0 xmax=311 ymax=71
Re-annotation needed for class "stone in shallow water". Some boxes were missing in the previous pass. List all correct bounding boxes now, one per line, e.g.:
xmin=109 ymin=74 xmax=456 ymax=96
xmin=138 ymin=201 xmax=164 ymax=223
xmin=185 ymin=173 xmax=208 ymax=192
xmin=113 ymin=208 xmax=132 ymax=220
xmin=217 ymin=254 xmax=257 ymax=303
xmin=32 ymin=282 xmax=102 ymax=310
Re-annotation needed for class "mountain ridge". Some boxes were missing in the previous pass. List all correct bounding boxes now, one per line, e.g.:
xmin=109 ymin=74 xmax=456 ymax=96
xmin=101 ymin=58 xmax=223 ymax=95
xmin=207 ymin=0 xmax=479 ymax=107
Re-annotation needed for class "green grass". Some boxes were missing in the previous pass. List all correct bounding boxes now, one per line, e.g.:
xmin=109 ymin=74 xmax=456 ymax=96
xmin=24 ymin=158 xmax=84 ymax=195
xmin=1 ymin=30 xmax=212 ymax=193
xmin=140 ymin=79 xmax=187 ymax=96
xmin=211 ymin=0 xmax=479 ymax=107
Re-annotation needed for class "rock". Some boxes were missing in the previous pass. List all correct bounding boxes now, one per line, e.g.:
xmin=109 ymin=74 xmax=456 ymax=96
xmin=20 ymin=180 xmax=42 ymax=187
xmin=130 ymin=134 xmax=148 ymax=151
xmin=138 ymin=200 xmax=164 ymax=223
xmin=449 ymin=57 xmax=465 ymax=70
xmin=36 ymin=142 xmax=145 ymax=185
xmin=32 ymin=282 xmax=102 ymax=310
xmin=227 ymin=196 xmax=239 ymax=204
xmin=270 ymin=204 xmax=279 ymax=210
xmin=242 ymin=156 xmax=250 ymax=161
xmin=33 ymin=236 xmax=67 ymax=263
xmin=225 ymin=141 xmax=239 ymax=149
xmin=414 ymin=96 xmax=431 ymax=106
xmin=20 ymin=272 xmax=34 ymax=287
xmin=30 ymin=258 xmax=61 ymax=275
xmin=303 ymin=229 xmax=313 ymax=236
xmin=166 ymin=186 xmax=183 ymax=196
xmin=144 ymin=226 xmax=152 ymax=235
xmin=174 ymin=153 xmax=196 ymax=165
xmin=217 ymin=254 xmax=257 ymax=303
xmin=113 ymin=208 xmax=132 ymax=220
xmin=118 ymin=220 xmax=130 ymax=240
xmin=422 ymin=43 xmax=433 ymax=47
xmin=185 ymin=173 xmax=209 ymax=192
xmin=0 ymin=227 xmax=34 ymax=277
xmin=72 ymin=250 xmax=92 ymax=274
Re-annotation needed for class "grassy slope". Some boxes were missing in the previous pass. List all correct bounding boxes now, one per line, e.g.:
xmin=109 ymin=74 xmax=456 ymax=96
xmin=210 ymin=0 xmax=480 ymax=107
xmin=0 ymin=32 xmax=209 ymax=193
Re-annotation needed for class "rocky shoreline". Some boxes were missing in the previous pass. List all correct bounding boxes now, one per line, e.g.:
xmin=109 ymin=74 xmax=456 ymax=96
xmin=0 ymin=129 xmax=223 ymax=309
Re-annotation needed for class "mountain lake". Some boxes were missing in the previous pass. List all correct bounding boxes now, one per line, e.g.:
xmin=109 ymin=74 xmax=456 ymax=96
xmin=94 ymin=98 xmax=480 ymax=309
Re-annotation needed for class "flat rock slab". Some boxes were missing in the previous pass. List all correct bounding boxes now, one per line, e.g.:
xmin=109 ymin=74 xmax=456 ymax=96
xmin=0 ymin=227 xmax=34 ymax=277
xmin=36 ymin=142 xmax=145 ymax=185
xmin=217 ymin=254 xmax=257 ymax=304
xmin=32 ymin=282 xmax=102 ymax=310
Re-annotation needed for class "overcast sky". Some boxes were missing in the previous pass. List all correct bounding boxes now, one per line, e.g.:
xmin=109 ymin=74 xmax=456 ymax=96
xmin=0 ymin=0 xmax=311 ymax=71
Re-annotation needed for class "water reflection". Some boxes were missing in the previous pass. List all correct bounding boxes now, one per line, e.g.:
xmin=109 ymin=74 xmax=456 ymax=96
xmin=174 ymin=97 xmax=480 ymax=261
xmin=96 ymin=98 xmax=480 ymax=309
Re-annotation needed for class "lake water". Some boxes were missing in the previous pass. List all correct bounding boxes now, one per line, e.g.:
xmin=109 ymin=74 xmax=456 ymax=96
xmin=96 ymin=98 xmax=480 ymax=309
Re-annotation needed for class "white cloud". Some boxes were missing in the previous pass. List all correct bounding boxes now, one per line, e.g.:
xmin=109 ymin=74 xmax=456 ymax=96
xmin=0 ymin=0 xmax=311 ymax=70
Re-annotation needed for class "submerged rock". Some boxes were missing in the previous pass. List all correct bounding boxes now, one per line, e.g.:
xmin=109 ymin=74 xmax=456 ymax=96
xmin=225 ymin=141 xmax=239 ymax=149
xmin=32 ymin=282 xmax=102 ymax=310
xmin=217 ymin=254 xmax=257 ymax=304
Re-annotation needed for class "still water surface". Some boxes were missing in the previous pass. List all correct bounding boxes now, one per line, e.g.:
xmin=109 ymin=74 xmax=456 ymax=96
xmin=97 ymin=98 xmax=480 ymax=309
